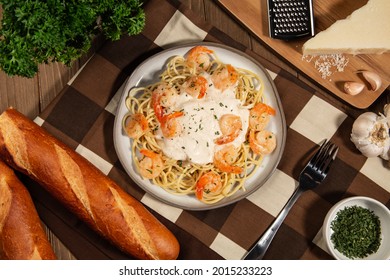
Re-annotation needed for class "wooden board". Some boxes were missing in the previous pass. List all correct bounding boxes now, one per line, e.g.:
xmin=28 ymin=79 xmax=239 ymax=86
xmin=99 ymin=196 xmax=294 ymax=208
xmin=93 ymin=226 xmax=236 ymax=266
xmin=217 ymin=0 xmax=390 ymax=109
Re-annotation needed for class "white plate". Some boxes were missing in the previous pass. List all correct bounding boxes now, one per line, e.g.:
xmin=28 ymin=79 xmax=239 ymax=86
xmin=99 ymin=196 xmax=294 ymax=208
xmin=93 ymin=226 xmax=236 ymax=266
xmin=113 ymin=42 xmax=287 ymax=210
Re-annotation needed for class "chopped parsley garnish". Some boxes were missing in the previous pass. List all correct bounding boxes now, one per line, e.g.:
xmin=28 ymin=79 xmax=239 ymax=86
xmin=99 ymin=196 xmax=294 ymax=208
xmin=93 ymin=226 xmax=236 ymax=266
xmin=330 ymin=205 xmax=381 ymax=259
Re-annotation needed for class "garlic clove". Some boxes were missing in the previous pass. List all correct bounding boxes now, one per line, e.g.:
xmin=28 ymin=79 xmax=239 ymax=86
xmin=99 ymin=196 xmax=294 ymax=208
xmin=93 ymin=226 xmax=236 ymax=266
xmin=351 ymin=112 xmax=377 ymax=138
xmin=344 ymin=81 xmax=365 ymax=95
xmin=361 ymin=71 xmax=382 ymax=91
xmin=384 ymin=104 xmax=390 ymax=117
xmin=384 ymin=104 xmax=390 ymax=128
xmin=380 ymin=136 xmax=390 ymax=160
xmin=355 ymin=142 xmax=384 ymax=158
xmin=380 ymin=146 xmax=390 ymax=160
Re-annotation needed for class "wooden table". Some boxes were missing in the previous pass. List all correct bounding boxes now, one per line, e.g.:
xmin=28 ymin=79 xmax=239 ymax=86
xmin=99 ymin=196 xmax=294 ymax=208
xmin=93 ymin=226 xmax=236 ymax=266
xmin=1 ymin=0 xmax=389 ymax=260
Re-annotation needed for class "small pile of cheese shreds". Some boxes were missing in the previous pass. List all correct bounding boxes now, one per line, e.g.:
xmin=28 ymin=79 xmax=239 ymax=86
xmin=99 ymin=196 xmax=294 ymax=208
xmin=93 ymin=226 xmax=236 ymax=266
xmin=302 ymin=54 xmax=349 ymax=80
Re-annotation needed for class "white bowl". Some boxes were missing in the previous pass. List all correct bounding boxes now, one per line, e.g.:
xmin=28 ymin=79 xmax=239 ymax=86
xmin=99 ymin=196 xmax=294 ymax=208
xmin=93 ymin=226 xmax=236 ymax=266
xmin=323 ymin=196 xmax=390 ymax=260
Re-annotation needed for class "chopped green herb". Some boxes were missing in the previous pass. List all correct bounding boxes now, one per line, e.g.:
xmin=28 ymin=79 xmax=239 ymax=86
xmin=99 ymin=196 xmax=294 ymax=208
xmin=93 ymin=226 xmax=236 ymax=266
xmin=330 ymin=205 xmax=381 ymax=259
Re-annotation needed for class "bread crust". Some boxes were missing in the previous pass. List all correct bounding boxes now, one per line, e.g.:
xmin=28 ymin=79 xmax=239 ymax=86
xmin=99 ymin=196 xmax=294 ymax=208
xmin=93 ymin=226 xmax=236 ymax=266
xmin=0 ymin=160 xmax=57 ymax=260
xmin=0 ymin=108 xmax=180 ymax=260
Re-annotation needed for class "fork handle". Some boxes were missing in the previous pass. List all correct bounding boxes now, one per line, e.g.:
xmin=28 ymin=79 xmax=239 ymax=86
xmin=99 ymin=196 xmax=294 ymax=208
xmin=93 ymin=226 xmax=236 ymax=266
xmin=244 ymin=186 xmax=304 ymax=260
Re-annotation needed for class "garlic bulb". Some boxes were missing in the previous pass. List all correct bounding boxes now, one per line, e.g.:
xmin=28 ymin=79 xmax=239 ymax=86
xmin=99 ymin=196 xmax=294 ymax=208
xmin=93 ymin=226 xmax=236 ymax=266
xmin=351 ymin=112 xmax=390 ymax=159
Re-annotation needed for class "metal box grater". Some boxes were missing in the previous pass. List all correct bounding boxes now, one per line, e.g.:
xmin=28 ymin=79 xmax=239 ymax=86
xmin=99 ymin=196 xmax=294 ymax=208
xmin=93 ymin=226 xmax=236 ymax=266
xmin=267 ymin=0 xmax=315 ymax=40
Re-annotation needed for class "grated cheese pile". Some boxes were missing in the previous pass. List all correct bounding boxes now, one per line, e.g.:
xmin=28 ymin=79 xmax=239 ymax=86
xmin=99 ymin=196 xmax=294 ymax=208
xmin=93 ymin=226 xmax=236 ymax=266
xmin=302 ymin=54 xmax=349 ymax=79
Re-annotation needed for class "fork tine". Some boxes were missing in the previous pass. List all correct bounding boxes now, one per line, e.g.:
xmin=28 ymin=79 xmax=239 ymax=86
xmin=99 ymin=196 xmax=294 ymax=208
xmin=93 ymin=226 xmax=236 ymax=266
xmin=310 ymin=140 xmax=338 ymax=174
xmin=309 ymin=139 xmax=330 ymax=166
xmin=321 ymin=144 xmax=338 ymax=174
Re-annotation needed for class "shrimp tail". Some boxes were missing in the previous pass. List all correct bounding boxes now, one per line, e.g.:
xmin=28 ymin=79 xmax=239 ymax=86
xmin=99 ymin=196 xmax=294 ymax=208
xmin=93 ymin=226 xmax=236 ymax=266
xmin=213 ymin=158 xmax=243 ymax=174
xmin=214 ymin=131 xmax=240 ymax=145
xmin=254 ymin=103 xmax=276 ymax=116
xmin=188 ymin=46 xmax=213 ymax=57
xmin=162 ymin=111 xmax=184 ymax=122
xmin=195 ymin=176 xmax=207 ymax=200
xmin=195 ymin=171 xmax=222 ymax=200
xmin=152 ymin=92 xmax=164 ymax=123
xmin=140 ymin=149 xmax=159 ymax=159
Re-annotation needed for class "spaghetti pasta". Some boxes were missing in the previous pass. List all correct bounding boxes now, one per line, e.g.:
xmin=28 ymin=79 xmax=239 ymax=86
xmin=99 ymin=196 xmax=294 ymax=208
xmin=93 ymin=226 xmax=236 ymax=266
xmin=122 ymin=46 xmax=276 ymax=204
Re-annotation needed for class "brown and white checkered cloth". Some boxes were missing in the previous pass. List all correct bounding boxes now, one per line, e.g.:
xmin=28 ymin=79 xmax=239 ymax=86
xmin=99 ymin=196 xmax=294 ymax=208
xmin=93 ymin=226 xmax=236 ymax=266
xmin=26 ymin=0 xmax=390 ymax=260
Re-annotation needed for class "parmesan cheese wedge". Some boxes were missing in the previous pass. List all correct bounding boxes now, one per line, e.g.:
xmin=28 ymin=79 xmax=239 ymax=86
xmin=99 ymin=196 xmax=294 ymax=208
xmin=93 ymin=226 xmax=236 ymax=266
xmin=302 ymin=0 xmax=390 ymax=55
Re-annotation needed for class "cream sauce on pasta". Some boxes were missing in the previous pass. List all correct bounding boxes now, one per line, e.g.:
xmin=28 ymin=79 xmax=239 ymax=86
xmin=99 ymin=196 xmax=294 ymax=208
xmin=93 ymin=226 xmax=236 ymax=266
xmin=156 ymin=73 xmax=249 ymax=165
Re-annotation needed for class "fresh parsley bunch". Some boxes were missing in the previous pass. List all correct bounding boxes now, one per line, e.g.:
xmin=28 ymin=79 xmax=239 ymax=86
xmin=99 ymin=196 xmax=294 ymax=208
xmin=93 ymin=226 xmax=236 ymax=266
xmin=0 ymin=0 xmax=145 ymax=78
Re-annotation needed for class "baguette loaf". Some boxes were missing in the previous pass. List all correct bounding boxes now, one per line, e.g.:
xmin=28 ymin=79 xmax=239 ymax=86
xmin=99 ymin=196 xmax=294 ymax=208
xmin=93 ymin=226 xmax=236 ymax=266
xmin=0 ymin=160 xmax=56 ymax=260
xmin=0 ymin=108 xmax=180 ymax=260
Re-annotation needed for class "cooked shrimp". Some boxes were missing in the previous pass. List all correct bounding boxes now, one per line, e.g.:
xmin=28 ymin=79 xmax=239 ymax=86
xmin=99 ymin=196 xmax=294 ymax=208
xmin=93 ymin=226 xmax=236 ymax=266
xmin=211 ymin=64 xmax=238 ymax=91
xmin=215 ymin=114 xmax=242 ymax=145
xmin=186 ymin=46 xmax=214 ymax=71
xmin=138 ymin=149 xmax=164 ymax=179
xmin=161 ymin=111 xmax=184 ymax=138
xmin=151 ymin=83 xmax=184 ymax=137
xmin=249 ymin=102 xmax=276 ymax=131
xmin=151 ymin=82 xmax=178 ymax=122
xmin=124 ymin=113 xmax=149 ymax=139
xmin=182 ymin=75 xmax=208 ymax=99
xmin=195 ymin=171 xmax=223 ymax=200
xmin=249 ymin=130 xmax=276 ymax=155
xmin=213 ymin=145 xmax=243 ymax=174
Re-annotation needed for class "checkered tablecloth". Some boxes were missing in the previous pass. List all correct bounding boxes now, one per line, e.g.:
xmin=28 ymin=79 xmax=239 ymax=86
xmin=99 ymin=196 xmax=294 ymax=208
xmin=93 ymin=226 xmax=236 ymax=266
xmin=26 ymin=0 xmax=390 ymax=260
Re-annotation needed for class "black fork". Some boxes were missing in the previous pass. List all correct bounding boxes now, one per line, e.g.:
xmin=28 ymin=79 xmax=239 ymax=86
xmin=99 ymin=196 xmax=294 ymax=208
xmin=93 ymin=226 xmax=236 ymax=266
xmin=244 ymin=139 xmax=339 ymax=260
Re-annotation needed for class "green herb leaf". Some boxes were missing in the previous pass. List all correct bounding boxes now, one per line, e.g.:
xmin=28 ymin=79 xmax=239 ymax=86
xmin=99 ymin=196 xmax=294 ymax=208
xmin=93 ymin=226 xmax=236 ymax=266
xmin=0 ymin=0 xmax=145 ymax=77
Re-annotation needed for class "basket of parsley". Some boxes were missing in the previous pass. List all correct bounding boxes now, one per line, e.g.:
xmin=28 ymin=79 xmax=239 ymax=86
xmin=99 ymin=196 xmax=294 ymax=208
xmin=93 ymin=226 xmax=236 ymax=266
xmin=0 ymin=0 xmax=145 ymax=78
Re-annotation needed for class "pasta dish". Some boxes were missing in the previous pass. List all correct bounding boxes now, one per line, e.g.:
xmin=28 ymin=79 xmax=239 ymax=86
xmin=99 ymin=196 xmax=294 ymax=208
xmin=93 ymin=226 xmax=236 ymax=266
xmin=122 ymin=45 xmax=277 ymax=204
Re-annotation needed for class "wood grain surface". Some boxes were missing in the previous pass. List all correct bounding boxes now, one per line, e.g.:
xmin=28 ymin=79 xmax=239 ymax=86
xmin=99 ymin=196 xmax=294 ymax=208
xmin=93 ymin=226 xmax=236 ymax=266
xmin=0 ymin=0 xmax=389 ymax=260
xmin=217 ymin=0 xmax=390 ymax=108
